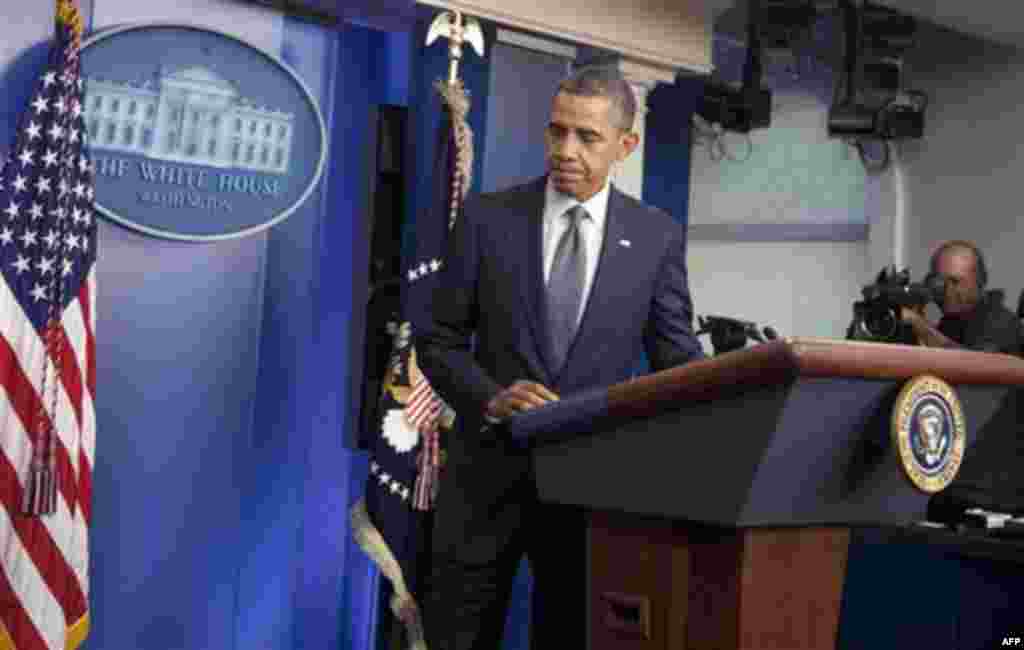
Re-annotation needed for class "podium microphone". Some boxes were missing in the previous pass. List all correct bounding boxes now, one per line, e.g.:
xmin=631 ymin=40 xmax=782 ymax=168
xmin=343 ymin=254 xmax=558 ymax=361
xmin=696 ymin=315 xmax=779 ymax=355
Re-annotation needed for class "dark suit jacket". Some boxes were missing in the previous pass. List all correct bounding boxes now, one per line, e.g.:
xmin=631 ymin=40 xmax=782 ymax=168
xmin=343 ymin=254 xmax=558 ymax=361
xmin=937 ymin=290 xmax=1023 ymax=356
xmin=415 ymin=177 xmax=703 ymax=557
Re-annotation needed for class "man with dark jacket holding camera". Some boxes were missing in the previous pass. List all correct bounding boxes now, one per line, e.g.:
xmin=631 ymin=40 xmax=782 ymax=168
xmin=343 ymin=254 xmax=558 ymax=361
xmin=900 ymin=240 xmax=1022 ymax=355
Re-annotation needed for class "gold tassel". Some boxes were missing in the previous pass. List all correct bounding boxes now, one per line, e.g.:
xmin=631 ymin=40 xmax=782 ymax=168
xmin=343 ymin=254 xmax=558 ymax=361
xmin=435 ymin=79 xmax=474 ymax=203
xmin=56 ymin=0 xmax=85 ymax=38
xmin=349 ymin=499 xmax=429 ymax=650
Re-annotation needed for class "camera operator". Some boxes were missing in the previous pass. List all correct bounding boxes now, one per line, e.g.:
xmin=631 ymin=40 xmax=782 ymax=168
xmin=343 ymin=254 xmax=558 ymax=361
xmin=900 ymin=240 xmax=1022 ymax=354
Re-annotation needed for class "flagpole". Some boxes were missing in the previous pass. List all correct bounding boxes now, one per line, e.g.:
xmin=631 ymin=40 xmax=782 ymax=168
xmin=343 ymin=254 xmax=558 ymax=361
xmin=425 ymin=11 xmax=483 ymax=230
xmin=350 ymin=11 xmax=485 ymax=650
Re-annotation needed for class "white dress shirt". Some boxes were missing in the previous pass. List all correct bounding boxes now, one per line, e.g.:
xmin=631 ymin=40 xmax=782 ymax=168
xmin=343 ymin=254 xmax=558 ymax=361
xmin=483 ymin=179 xmax=612 ymax=424
xmin=541 ymin=178 xmax=610 ymax=328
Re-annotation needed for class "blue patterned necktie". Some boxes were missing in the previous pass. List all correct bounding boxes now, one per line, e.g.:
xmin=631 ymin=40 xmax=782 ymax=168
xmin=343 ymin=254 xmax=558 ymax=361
xmin=547 ymin=205 xmax=588 ymax=371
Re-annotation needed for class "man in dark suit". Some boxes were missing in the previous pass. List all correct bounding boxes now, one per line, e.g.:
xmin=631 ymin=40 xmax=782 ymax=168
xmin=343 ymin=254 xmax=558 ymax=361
xmin=416 ymin=65 xmax=704 ymax=650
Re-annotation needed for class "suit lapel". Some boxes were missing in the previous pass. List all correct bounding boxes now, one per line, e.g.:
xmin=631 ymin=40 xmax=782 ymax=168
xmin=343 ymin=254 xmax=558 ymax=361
xmin=557 ymin=186 xmax=632 ymax=381
xmin=514 ymin=180 xmax=556 ymax=385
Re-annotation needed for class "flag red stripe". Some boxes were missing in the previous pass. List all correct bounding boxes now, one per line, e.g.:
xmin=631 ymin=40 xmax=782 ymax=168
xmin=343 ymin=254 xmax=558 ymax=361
xmin=407 ymin=397 xmax=432 ymax=420
xmin=411 ymin=401 xmax=441 ymax=422
xmin=407 ymin=409 xmax=438 ymax=429
xmin=409 ymin=387 xmax=435 ymax=409
xmin=407 ymin=387 xmax=442 ymax=426
xmin=0 ymin=452 xmax=88 ymax=625
xmin=50 ymin=323 xmax=84 ymax=432
xmin=407 ymin=380 xmax=440 ymax=421
xmin=407 ymin=403 xmax=429 ymax=421
xmin=0 ymin=556 xmax=49 ymax=650
xmin=78 ymin=280 xmax=95 ymax=396
xmin=408 ymin=381 xmax=428 ymax=403
xmin=411 ymin=379 xmax=439 ymax=405
xmin=76 ymin=447 xmax=91 ymax=525
xmin=76 ymin=279 xmax=96 ymax=525
xmin=0 ymin=335 xmax=79 ymax=512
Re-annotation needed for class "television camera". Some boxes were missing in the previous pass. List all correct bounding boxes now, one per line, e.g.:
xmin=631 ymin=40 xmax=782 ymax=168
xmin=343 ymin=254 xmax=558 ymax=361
xmin=846 ymin=266 xmax=945 ymax=343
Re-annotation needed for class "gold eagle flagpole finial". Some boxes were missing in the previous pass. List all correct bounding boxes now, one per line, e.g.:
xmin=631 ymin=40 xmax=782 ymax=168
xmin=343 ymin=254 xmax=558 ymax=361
xmin=424 ymin=9 xmax=485 ymax=215
xmin=426 ymin=10 xmax=485 ymax=85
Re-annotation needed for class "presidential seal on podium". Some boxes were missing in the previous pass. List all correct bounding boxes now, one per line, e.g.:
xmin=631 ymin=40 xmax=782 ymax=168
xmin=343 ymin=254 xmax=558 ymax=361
xmin=891 ymin=374 xmax=966 ymax=493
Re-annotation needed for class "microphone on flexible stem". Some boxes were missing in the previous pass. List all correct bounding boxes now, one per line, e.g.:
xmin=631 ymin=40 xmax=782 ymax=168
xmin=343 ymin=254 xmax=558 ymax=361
xmin=696 ymin=315 xmax=779 ymax=355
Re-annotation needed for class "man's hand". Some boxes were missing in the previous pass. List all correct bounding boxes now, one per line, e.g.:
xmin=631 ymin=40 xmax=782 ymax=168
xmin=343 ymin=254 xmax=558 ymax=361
xmin=900 ymin=305 xmax=926 ymax=326
xmin=900 ymin=305 xmax=928 ymax=344
xmin=485 ymin=380 xmax=559 ymax=420
xmin=900 ymin=305 xmax=959 ymax=349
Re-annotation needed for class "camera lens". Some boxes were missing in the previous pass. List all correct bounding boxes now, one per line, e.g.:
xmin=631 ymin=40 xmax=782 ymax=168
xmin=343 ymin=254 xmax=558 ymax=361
xmin=863 ymin=305 xmax=898 ymax=340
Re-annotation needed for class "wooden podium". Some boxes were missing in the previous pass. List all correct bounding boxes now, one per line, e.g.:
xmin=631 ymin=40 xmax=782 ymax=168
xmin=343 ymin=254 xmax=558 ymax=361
xmin=508 ymin=338 xmax=1024 ymax=650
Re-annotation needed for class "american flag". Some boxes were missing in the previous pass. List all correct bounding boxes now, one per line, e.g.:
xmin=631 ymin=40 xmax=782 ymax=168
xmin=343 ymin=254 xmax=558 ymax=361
xmin=0 ymin=1 xmax=97 ymax=649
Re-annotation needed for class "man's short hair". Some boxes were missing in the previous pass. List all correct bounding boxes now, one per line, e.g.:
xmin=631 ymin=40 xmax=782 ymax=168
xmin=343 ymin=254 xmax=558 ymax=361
xmin=930 ymin=240 xmax=989 ymax=289
xmin=557 ymin=65 xmax=637 ymax=132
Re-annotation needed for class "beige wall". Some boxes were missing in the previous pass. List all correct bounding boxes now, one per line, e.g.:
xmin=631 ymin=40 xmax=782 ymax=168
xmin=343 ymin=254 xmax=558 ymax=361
xmin=899 ymin=26 xmax=1024 ymax=315
xmin=687 ymin=241 xmax=868 ymax=348
xmin=417 ymin=0 xmax=713 ymax=74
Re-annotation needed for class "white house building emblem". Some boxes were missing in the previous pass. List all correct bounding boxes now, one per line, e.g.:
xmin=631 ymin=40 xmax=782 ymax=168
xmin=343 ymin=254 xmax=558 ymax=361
xmin=79 ymin=24 xmax=326 ymax=241
xmin=84 ymin=66 xmax=294 ymax=174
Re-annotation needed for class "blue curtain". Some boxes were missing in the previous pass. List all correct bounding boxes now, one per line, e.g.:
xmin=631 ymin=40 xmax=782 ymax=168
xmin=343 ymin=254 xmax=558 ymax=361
xmin=333 ymin=21 xmax=414 ymax=650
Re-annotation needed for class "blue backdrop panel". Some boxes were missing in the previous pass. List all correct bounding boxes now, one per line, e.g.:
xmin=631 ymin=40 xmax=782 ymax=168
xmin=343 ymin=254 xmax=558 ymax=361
xmin=0 ymin=3 xmax=394 ymax=649
xmin=331 ymin=22 xmax=376 ymax=650
xmin=336 ymin=21 xmax=416 ymax=650
xmin=300 ymin=0 xmax=417 ymax=32
xmin=232 ymin=15 xmax=352 ymax=650
xmin=289 ymin=16 xmax=377 ymax=650
xmin=643 ymin=77 xmax=700 ymax=231
xmin=369 ymin=30 xmax=412 ymax=108
xmin=90 ymin=224 xmax=267 ymax=650
xmin=481 ymin=41 xmax=570 ymax=193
